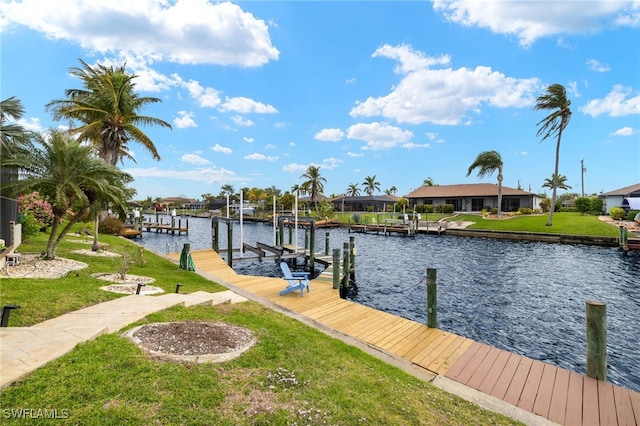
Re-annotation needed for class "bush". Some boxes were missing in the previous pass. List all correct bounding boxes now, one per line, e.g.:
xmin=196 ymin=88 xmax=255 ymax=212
xmin=19 ymin=212 xmax=42 ymax=238
xmin=517 ymin=207 xmax=533 ymax=215
xmin=575 ymin=197 xmax=591 ymax=215
xmin=442 ymin=204 xmax=455 ymax=214
xmin=560 ymin=207 xmax=578 ymax=212
xmin=18 ymin=192 xmax=54 ymax=230
xmin=539 ymin=197 xmax=551 ymax=213
xmin=590 ymin=197 xmax=603 ymax=215
xmin=610 ymin=207 xmax=626 ymax=220
xmin=627 ymin=210 xmax=640 ymax=221
xmin=99 ymin=216 xmax=124 ymax=235
xmin=491 ymin=207 xmax=498 ymax=215
xmin=351 ymin=213 xmax=361 ymax=224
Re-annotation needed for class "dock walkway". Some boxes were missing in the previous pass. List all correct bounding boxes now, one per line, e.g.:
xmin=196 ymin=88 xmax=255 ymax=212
xmin=177 ymin=248 xmax=640 ymax=426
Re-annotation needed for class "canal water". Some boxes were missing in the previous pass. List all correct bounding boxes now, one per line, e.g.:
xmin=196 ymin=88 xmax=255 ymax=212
xmin=136 ymin=215 xmax=640 ymax=392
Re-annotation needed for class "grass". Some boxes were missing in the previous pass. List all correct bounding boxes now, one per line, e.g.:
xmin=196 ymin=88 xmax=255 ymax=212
xmin=448 ymin=212 xmax=620 ymax=237
xmin=0 ymin=226 xmax=523 ymax=425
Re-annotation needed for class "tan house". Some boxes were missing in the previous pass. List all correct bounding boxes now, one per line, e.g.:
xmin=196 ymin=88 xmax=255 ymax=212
xmin=599 ymin=183 xmax=640 ymax=214
xmin=406 ymin=183 xmax=540 ymax=212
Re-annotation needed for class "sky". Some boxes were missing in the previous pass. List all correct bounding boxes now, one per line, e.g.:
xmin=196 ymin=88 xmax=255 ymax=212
xmin=1 ymin=0 xmax=639 ymax=201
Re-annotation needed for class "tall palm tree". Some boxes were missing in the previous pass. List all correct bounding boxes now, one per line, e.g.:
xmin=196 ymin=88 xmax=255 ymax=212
xmin=346 ymin=183 xmax=360 ymax=197
xmin=467 ymin=151 xmax=504 ymax=216
xmin=47 ymin=59 xmax=171 ymax=249
xmin=385 ymin=186 xmax=398 ymax=196
xmin=423 ymin=177 xmax=435 ymax=187
xmin=362 ymin=175 xmax=380 ymax=196
xmin=534 ymin=83 xmax=572 ymax=226
xmin=1 ymin=130 xmax=131 ymax=259
xmin=1 ymin=97 xmax=32 ymax=242
xmin=46 ymin=59 xmax=172 ymax=167
xmin=542 ymin=174 xmax=572 ymax=191
xmin=300 ymin=165 xmax=326 ymax=212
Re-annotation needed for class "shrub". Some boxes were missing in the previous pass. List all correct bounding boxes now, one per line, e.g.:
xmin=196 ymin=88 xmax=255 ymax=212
xmin=491 ymin=207 xmax=498 ymax=215
xmin=442 ymin=204 xmax=455 ymax=214
xmin=610 ymin=207 xmax=626 ymax=220
xmin=518 ymin=207 xmax=533 ymax=215
xmin=575 ymin=197 xmax=591 ymax=215
xmin=19 ymin=212 xmax=41 ymax=238
xmin=99 ymin=216 xmax=124 ymax=235
xmin=590 ymin=197 xmax=603 ymax=215
xmin=351 ymin=213 xmax=361 ymax=224
xmin=539 ymin=197 xmax=551 ymax=213
xmin=627 ymin=210 xmax=640 ymax=221
xmin=18 ymin=192 xmax=54 ymax=230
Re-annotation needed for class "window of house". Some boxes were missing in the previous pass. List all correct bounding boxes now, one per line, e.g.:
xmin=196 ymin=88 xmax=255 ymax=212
xmin=471 ymin=199 xmax=484 ymax=211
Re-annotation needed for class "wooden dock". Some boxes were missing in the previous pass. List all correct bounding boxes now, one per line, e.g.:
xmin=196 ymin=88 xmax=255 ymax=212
xmin=171 ymin=249 xmax=640 ymax=425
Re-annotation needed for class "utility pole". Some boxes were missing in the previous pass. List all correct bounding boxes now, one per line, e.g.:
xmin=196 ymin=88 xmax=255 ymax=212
xmin=581 ymin=159 xmax=586 ymax=197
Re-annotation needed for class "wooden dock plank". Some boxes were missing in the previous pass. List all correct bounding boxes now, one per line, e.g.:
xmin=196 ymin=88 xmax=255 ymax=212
xmin=402 ymin=328 xmax=446 ymax=361
xmin=477 ymin=349 xmax=511 ymax=394
xmin=489 ymin=353 xmax=523 ymax=400
xmin=613 ymin=386 xmax=637 ymax=426
xmin=598 ymin=380 xmax=618 ymax=426
xmin=448 ymin=342 xmax=492 ymax=385
xmin=409 ymin=331 xmax=456 ymax=366
xmin=465 ymin=346 xmax=502 ymax=390
xmin=433 ymin=338 xmax=474 ymax=376
xmin=445 ymin=340 xmax=483 ymax=380
xmin=583 ymin=376 xmax=600 ymax=426
xmin=547 ymin=367 xmax=570 ymax=425
xmin=517 ymin=359 xmax=544 ymax=412
xmin=420 ymin=334 xmax=469 ymax=374
xmin=503 ymin=356 xmax=533 ymax=407
xmin=629 ymin=388 xmax=640 ymax=425
xmin=532 ymin=362 xmax=557 ymax=418
xmin=565 ymin=371 xmax=584 ymax=426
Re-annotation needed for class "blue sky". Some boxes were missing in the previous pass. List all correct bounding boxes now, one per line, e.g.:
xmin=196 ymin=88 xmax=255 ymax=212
xmin=1 ymin=0 xmax=639 ymax=200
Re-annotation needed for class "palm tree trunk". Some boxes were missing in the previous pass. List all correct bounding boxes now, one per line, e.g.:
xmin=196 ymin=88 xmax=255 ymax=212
xmin=546 ymin=129 xmax=563 ymax=226
xmin=497 ymin=171 xmax=503 ymax=217
xmin=92 ymin=215 xmax=100 ymax=251
xmin=45 ymin=216 xmax=62 ymax=259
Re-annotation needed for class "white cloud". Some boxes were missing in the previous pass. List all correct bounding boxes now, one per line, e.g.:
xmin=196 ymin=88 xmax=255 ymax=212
xmin=346 ymin=152 xmax=365 ymax=158
xmin=174 ymin=111 xmax=197 ymax=128
xmin=401 ymin=142 xmax=430 ymax=149
xmin=581 ymin=85 xmax=640 ymax=117
xmin=181 ymin=153 xmax=209 ymax=165
xmin=220 ymin=97 xmax=278 ymax=114
xmin=432 ymin=0 xmax=639 ymax=47
xmin=125 ymin=166 xmax=240 ymax=185
xmin=182 ymin=79 xmax=222 ymax=108
xmin=586 ymin=58 xmax=611 ymax=72
xmin=243 ymin=136 xmax=254 ymax=143
xmin=244 ymin=153 xmax=278 ymax=161
xmin=17 ymin=117 xmax=43 ymax=132
xmin=321 ymin=157 xmax=343 ymax=169
xmin=0 ymin=0 xmax=279 ymax=67
xmin=346 ymin=122 xmax=414 ymax=150
xmin=350 ymin=44 xmax=540 ymax=125
xmin=211 ymin=144 xmax=232 ymax=154
xmin=314 ymin=128 xmax=345 ymax=142
xmin=282 ymin=163 xmax=309 ymax=173
xmin=231 ymin=115 xmax=255 ymax=127
xmin=611 ymin=126 xmax=635 ymax=136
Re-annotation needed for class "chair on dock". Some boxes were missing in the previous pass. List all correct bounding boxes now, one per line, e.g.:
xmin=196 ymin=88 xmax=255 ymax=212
xmin=279 ymin=262 xmax=310 ymax=297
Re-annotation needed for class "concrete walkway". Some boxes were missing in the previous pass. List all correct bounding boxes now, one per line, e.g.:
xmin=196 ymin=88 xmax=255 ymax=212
xmin=0 ymin=290 xmax=247 ymax=389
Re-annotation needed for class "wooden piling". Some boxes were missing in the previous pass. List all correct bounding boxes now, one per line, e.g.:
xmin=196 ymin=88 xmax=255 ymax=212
xmin=325 ymin=232 xmax=330 ymax=256
xmin=349 ymin=236 xmax=356 ymax=283
xmin=620 ymin=225 xmax=629 ymax=251
xmin=427 ymin=268 xmax=437 ymax=328
xmin=332 ymin=248 xmax=340 ymax=289
xmin=586 ymin=300 xmax=607 ymax=381
xmin=309 ymin=222 xmax=315 ymax=269
xmin=227 ymin=221 xmax=233 ymax=267
xmin=212 ymin=219 xmax=219 ymax=252
xmin=341 ymin=241 xmax=350 ymax=298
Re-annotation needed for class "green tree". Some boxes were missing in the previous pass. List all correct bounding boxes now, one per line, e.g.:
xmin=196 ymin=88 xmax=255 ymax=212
xmin=423 ymin=177 xmax=435 ymax=186
xmin=1 ymin=130 xmax=131 ymax=259
xmin=46 ymin=59 xmax=172 ymax=167
xmin=542 ymin=173 xmax=572 ymax=191
xmin=1 ymin=97 xmax=32 ymax=241
xmin=534 ymin=83 xmax=572 ymax=226
xmin=385 ymin=186 xmax=398 ymax=196
xmin=362 ymin=175 xmax=380 ymax=196
xmin=300 ymin=165 xmax=326 ymax=212
xmin=575 ymin=197 xmax=591 ymax=214
xmin=346 ymin=183 xmax=360 ymax=197
xmin=466 ymin=150 xmax=504 ymax=216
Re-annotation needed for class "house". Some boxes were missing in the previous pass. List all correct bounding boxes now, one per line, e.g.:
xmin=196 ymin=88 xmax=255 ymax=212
xmin=331 ymin=195 xmax=401 ymax=212
xmin=599 ymin=183 xmax=640 ymax=214
xmin=405 ymin=183 xmax=540 ymax=212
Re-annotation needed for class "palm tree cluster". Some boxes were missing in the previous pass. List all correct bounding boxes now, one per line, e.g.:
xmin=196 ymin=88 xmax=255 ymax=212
xmin=1 ymin=59 xmax=171 ymax=258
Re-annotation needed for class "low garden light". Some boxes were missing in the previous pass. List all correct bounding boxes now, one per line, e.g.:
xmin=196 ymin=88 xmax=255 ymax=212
xmin=175 ymin=283 xmax=183 ymax=293
xmin=136 ymin=283 xmax=146 ymax=295
xmin=1 ymin=304 xmax=20 ymax=327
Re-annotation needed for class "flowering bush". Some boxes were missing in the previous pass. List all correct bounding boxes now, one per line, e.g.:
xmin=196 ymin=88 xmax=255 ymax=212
xmin=18 ymin=192 xmax=54 ymax=230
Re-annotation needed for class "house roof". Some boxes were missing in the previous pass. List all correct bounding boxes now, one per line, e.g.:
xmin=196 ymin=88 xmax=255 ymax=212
xmin=405 ymin=183 xmax=533 ymax=198
xmin=601 ymin=183 xmax=640 ymax=196
xmin=331 ymin=195 xmax=400 ymax=203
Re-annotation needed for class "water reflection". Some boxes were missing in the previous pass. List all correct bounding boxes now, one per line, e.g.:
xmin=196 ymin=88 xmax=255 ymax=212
xmin=136 ymin=216 xmax=640 ymax=392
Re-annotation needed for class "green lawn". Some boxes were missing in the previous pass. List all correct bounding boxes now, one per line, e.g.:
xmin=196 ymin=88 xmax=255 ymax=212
xmin=449 ymin=212 xmax=620 ymax=236
xmin=0 ymin=228 xmax=522 ymax=425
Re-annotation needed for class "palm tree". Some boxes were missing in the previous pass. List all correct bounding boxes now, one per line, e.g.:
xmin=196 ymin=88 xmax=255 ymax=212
xmin=300 ymin=166 xmax=326 ymax=212
xmin=1 ymin=97 xmax=32 ymax=242
xmin=346 ymin=183 xmax=360 ymax=197
xmin=362 ymin=175 xmax=380 ymax=196
xmin=47 ymin=59 xmax=171 ymax=249
xmin=542 ymin=174 xmax=572 ymax=191
xmin=534 ymin=83 xmax=572 ymax=226
xmin=423 ymin=177 xmax=435 ymax=187
xmin=385 ymin=186 xmax=398 ymax=196
xmin=1 ymin=130 xmax=131 ymax=259
xmin=46 ymin=59 xmax=172 ymax=167
xmin=467 ymin=151 xmax=504 ymax=216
